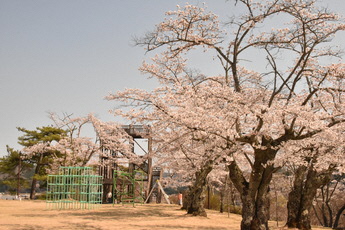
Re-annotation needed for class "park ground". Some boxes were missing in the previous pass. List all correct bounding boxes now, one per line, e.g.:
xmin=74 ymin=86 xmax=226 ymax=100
xmin=0 ymin=200 xmax=331 ymax=230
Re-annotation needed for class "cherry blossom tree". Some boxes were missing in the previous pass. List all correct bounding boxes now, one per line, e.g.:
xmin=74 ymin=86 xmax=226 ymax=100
xmin=111 ymin=55 xmax=239 ymax=216
xmin=22 ymin=113 xmax=104 ymax=175
xmin=279 ymin=129 xmax=345 ymax=229
xmin=312 ymin=176 xmax=345 ymax=229
xmin=44 ymin=113 xmax=103 ymax=173
xmin=153 ymin=124 xmax=232 ymax=216
xmin=88 ymin=114 xmax=140 ymax=167
xmin=49 ymin=113 xmax=138 ymax=170
xmin=108 ymin=1 xmax=345 ymax=229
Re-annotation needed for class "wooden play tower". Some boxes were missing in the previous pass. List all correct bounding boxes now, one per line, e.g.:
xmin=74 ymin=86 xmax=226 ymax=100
xmin=98 ymin=125 xmax=163 ymax=204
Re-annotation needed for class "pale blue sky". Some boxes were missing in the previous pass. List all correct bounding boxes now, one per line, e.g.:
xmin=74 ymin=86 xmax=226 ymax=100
xmin=1 ymin=0 xmax=344 ymax=156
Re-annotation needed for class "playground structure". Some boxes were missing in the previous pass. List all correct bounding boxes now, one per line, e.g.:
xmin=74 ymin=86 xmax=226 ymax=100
xmin=46 ymin=166 xmax=103 ymax=210
xmin=112 ymin=170 xmax=145 ymax=205
xmin=99 ymin=125 xmax=165 ymax=204
xmin=46 ymin=125 xmax=167 ymax=209
xmin=145 ymin=179 xmax=170 ymax=204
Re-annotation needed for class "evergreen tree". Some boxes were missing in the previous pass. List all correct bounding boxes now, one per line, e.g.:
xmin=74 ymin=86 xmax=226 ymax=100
xmin=0 ymin=146 xmax=32 ymax=194
xmin=17 ymin=126 xmax=66 ymax=199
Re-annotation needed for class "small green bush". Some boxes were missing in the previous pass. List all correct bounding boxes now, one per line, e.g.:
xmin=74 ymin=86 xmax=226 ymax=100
xmin=36 ymin=193 xmax=46 ymax=200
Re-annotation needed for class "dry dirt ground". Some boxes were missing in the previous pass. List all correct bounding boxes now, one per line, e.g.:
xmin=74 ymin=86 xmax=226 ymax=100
xmin=0 ymin=200 xmax=331 ymax=230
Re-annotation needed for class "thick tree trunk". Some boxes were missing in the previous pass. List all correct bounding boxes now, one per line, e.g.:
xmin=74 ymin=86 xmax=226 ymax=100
xmin=30 ymin=154 xmax=43 ymax=199
xmin=286 ymin=166 xmax=332 ymax=230
xmin=333 ymin=203 xmax=345 ymax=229
xmin=287 ymin=166 xmax=307 ymax=228
xmin=240 ymin=176 xmax=271 ymax=230
xmin=186 ymin=182 xmax=207 ymax=216
xmin=29 ymin=176 xmax=37 ymax=200
xmin=220 ymin=189 xmax=224 ymax=213
xmin=228 ymin=147 xmax=276 ymax=230
xmin=186 ymin=160 xmax=213 ymax=217
xmin=287 ymin=184 xmax=317 ymax=230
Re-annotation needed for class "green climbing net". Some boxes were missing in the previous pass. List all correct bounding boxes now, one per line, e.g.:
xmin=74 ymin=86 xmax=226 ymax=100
xmin=46 ymin=166 xmax=103 ymax=210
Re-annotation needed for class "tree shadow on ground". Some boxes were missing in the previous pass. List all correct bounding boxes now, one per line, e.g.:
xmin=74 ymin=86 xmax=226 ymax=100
xmin=58 ymin=204 xmax=183 ymax=221
xmin=1 ymin=224 xmax=40 ymax=230
xmin=129 ymin=224 xmax=229 ymax=230
xmin=5 ymin=223 xmax=104 ymax=230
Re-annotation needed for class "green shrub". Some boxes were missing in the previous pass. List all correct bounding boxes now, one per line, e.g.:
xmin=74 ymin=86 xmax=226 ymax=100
xmin=36 ymin=193 xmax=46 ymax=200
